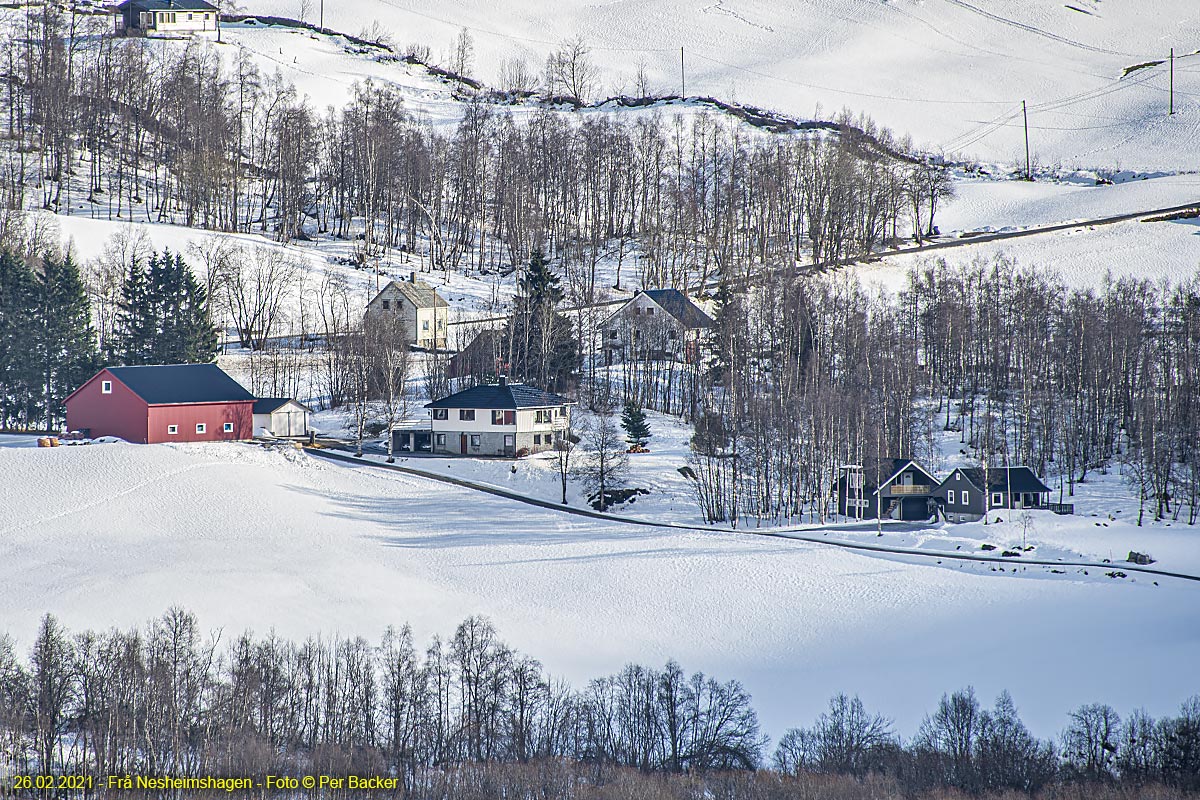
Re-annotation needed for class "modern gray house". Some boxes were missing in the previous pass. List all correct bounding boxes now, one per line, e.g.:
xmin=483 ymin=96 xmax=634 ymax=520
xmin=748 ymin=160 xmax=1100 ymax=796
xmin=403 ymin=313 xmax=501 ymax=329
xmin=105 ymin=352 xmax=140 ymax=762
xmin=425 ymin=377 xmax=574 ymax=457
xmin=934 ymin=467 xmax=1054 ymax=523
xmin=836 ymin=459 xmax=939 ymax=521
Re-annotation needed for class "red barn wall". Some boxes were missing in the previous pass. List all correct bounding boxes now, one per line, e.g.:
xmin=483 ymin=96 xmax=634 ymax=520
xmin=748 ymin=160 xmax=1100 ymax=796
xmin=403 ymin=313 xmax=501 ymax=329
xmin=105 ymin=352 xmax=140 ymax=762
xmin=146 ymin=402 xmax=253 ymax=444
xmin=65 ymin=370 xmax=150 ymax=443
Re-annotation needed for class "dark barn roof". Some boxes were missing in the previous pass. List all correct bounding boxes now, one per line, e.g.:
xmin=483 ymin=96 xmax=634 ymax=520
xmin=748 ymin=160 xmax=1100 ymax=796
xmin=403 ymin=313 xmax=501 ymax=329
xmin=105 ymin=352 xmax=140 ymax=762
xmin=426 ymin=381 xmax=573 ymax=410
xmin=642 ymin=289 xmax=715 ymax=329
xmin=106 ymin=364 xmax=254 ymax=405
xmin=954 ymin=467 xmax=1051 ymax=495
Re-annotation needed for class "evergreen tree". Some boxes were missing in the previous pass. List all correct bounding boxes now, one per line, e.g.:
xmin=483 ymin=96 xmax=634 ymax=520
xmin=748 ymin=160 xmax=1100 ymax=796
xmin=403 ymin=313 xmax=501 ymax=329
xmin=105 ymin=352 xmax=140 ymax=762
xmin=0 ymin=251 xmax=41 ymax=428
xmin=114 ymin=256 xmax=154 ymax=365
xmin=36 ymin=252 xmax=97 ymax=430
xmin=113 ymin=250 xmax=217 ymax=366
xmin=506 ymin=249 xmax=578 ymax=392
xmin=620 ymin=401 xmax=651 ymax=450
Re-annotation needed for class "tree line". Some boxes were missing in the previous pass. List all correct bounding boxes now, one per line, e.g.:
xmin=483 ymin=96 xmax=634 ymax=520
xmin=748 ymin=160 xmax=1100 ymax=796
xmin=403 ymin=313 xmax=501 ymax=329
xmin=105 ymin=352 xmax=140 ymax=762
xmin=0 ymin=610 xmax=1196 ymax=799
xmin=0 ymin=241 xmax=218 ymax=431
xmin=0 ymin=4 xmax=951 ymax=291
xmin=681 ymin=256 xmax=1200 ymax=528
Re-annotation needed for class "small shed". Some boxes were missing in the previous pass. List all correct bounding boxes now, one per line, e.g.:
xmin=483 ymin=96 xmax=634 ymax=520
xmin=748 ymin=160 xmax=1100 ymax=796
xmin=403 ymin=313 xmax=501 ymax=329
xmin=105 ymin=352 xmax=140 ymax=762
xmin=253 ymin=398 xmax=312 ymax=438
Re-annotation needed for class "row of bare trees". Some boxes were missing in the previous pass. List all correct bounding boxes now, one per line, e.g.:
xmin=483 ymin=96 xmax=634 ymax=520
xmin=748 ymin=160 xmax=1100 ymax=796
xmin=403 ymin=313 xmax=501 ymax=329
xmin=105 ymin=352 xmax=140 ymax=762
xmin=682 ymin=257 xmax=1200 ymax=527
xmin=0 ymin=5 xmax=952 ymax=292
xmin=0 ymin=611 xmax=763 ymax=792
xmin=2 ymin=611 xmax=1197 ymax=799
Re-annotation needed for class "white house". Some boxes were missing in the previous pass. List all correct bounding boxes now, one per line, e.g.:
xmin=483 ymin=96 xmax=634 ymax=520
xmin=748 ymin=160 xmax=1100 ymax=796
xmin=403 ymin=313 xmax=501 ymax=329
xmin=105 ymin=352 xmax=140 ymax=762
xmin=115 ymin=0 xmax=219 ymax=37
xmin=425 ymin=377 xmax=573 ymax=457
xmin=603 ymin=288 xmax=714 ymax=364
xmin=253 ymin=398 xmax=312 ymax=438
xmin=365 ymin=273 xmax=450 ymax=350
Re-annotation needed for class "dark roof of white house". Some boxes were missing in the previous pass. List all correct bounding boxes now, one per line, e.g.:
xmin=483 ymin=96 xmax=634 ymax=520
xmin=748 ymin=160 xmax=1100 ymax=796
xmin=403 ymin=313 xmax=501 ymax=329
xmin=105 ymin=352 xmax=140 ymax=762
xmin=104 ymin=364 xmax=254 ymax=405
xmin=118 ymin=0 xmax=218 ymax=11
xmin=425 ymin=380 xmax=573 ymax=410
xmin=641 ymin=289 xmax=715 ymax=329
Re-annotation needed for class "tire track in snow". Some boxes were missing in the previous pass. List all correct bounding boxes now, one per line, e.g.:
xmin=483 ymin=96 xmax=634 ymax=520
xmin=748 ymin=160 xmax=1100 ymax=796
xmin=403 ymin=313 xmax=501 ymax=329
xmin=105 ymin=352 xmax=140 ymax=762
xmin=307 ymin=447 xmax=1200 ymax=585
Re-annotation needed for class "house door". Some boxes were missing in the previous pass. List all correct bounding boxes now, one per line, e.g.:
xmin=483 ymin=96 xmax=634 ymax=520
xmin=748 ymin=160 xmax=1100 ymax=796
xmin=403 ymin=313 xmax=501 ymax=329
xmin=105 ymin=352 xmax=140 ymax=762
xmin=901 ymin=472 xmax=913 ymax=486
xmin=460 ymin=434 xmax=467 ymax=454
xmin=504 ymin=434 xmax=514 ymax=456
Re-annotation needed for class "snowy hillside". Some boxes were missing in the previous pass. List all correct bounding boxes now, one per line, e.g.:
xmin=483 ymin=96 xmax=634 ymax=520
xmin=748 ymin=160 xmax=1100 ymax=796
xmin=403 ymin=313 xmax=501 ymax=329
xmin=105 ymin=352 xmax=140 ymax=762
xmin=2 ymin=434 xmax=1198 ymax=741
xmin=251 ymin=0 xmax=1200 ymax=172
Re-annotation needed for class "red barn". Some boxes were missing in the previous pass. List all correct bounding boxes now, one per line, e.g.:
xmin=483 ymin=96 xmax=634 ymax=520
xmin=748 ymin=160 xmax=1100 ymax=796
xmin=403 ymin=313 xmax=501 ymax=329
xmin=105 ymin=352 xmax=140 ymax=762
xmin=65 ymin=364 xmax=254 ymax=444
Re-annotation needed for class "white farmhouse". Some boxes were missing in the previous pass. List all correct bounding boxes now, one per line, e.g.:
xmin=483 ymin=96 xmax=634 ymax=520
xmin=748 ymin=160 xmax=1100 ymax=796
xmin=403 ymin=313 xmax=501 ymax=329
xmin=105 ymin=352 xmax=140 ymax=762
xmin=365 ymin=273 xmax=450 ymax=350
xmin=425 ymin=377 xmax=573 ymax=457
xmin=115 ymin=0 xmax=219 ymax=37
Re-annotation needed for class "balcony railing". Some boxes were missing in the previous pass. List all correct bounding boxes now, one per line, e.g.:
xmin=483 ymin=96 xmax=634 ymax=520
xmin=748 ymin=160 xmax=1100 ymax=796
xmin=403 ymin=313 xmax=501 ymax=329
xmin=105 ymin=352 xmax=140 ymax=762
xmin=890 ymin=484 xmax=931 ymax=495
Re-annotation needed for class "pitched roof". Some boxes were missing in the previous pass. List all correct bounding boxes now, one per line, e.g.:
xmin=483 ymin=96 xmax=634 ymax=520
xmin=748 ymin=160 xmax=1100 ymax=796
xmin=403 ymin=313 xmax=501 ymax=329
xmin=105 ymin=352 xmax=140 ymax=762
xmin=872 ymin=458 xmax=939 ymax=495
xmin=642 ymin=289 xmax=715 ymax=329
xmin=373 ymin=279 xmax=449 ymax=310
xmin=120 ymin=0 xmax=218 ymax=11
xmin=104 ymin=364 xmax=254 ymax=405
xmin=951 ymin=467 xmax=1051 ymax=495
xmin=425 ymin=381 xmax=573 ymax=410
xmin=253 ymin=397 xmax=313 ymax=414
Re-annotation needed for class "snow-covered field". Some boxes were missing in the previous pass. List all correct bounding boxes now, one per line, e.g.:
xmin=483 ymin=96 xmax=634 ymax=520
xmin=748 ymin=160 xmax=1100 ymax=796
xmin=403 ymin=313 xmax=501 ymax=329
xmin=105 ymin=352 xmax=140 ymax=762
xmin=250 ymin=0 xmax=1200 ymax=172
xmin=2 ymin=430 xmax=1198 ymax=741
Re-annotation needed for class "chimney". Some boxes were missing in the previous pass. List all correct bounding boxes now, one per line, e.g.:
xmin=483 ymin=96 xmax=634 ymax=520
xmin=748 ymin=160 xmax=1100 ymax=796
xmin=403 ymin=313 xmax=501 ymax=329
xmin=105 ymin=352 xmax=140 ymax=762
xmin=410 ymin=271 xmax=417 ymax=283
xmin=498 ymin=375 xmax=507 ymax=387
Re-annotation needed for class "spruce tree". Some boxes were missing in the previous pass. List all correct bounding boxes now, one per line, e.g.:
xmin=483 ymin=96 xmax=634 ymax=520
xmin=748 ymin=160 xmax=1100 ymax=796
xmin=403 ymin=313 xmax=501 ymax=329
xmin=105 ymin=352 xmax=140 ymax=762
xmin=37 ymin=252 xmax=98 ymax=430
xmin=620 ymin=402 xmax=651 ymax=450
xmin=114 ymin=256 xmax=155 ymax=365
xmin=0 ymin=250 xmax=41 ymax=428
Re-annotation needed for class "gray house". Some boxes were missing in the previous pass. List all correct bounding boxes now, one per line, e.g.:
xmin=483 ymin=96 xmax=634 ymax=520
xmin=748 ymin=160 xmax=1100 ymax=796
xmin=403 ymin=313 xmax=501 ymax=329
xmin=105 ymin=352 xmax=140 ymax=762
xmin=365 ymin=273 xmax=449 ymax=350
xmin=836 ymin=458 xmax=939 ymax=521
xmin=425 ymin=377 xmax=574 ymax=457
xmin=603 ymin=289 xmax=714 ymax=364
xmin=934 ymin=467 xmax=1053 ymax=523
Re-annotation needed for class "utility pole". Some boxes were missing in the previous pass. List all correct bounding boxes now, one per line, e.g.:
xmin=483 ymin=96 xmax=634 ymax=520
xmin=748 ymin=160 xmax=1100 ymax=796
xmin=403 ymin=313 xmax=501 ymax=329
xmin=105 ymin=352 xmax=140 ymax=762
xmin=1022 ymin=100 xmax=1031 ymax=180
xmin=680 ymin=47 xmax=686 ymax=99
xmin=320 ymin=0 xmax=324 ymax=32
xmin=1170 ymin=47 xmax=1175 ymax=115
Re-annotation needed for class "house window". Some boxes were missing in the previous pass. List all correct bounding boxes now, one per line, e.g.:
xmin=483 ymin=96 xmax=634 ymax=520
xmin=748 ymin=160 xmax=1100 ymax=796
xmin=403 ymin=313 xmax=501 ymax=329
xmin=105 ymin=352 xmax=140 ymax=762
xmin=470 ymin=434 xmax=480 ymax=447
xmin=196 ymin=423 xmax=206 ymax=434
xmin=533 ymin=434 xmax=541 ymax=445
xmin=504 ymin=434 xmax=514 ymax=447
xmin=433 ymin=408 xmax=448 ymax=420
xmin=436 ymin=433 xmax=446 ymax=446
xmin=422 ymin=320 xmax=430 ymax=331
xmin=223 ymin=422 xmax=234 ymax=433
xmin=961 ymin=490 xmax=969 ymax=505
xmin=101 ymin=380 xmax=113 ymax=394
xmin=504 ymin=410 xmax=515 ymax=424
xmin=646 ymin=307 xmax=653 ymax=315
xmin=609 ymin=330 xmax=618 ymax=339
xmin=561 ymin=406 xmax=568 ymax=415
xmin=459 ymin=409 xmax=475 ymax=421
xmin=535 ymin=409 xmax=552 ymax=423
xmin=492 ymin=410 xmax=504 ymax=425
xmin=167 ymin=425 xmax=178 ymax=435
xmin=438 ymin=319 xmax=445 ymax=329
xmin=947 ymin=490 xmax=955 ymax=504
xmin=187 ymin=12 xmax=193 ymax=19
xmin=170 ymin=12 xmax=176 ymax=22
xmin=992 ymin=492 xmax=1003 ymax=507
xmin=381 ymin=300 xmax=390 ymax=310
